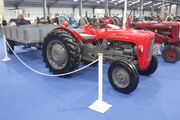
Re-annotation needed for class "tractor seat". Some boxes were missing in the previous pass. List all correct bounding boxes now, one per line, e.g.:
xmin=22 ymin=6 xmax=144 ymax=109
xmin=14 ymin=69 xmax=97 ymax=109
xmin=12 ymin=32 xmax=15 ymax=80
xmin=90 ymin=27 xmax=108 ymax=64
xmin=73 ymin=29 xmax=85 ymax=33
xmin=80 ymin=34 xmax=95 ymax=40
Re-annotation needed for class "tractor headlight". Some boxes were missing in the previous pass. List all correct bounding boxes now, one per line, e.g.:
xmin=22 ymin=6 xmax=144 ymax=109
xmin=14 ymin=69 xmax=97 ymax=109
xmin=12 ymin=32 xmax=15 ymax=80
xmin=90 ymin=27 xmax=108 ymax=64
xmin=148 ymin=38 xmax=154 ymax=60
xmin=137 ymin=45 xmax=144 ymax=53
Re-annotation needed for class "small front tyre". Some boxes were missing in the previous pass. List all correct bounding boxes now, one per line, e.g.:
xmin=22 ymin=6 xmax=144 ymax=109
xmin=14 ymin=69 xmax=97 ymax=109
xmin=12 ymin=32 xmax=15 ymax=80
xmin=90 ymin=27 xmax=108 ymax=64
xmin=108 ymin=60 xmax=139 ymax=94
xmin=162 ymin=45 xmax=180 ymax=63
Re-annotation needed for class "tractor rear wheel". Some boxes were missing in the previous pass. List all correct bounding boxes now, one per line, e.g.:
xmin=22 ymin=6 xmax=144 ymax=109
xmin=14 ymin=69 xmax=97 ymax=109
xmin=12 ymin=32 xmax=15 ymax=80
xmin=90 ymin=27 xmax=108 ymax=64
xmin=162 ymin=45 xmax=180 ymax=63
xmin=42 ymin=29 xmax=81 ymax=76
xmin=6 ymin=39 xmax=14 ymax=54
xmin=108 ymin=60 xmax=139 ymax=94
xmin=138 ymin=54 xmax=158 ymax=75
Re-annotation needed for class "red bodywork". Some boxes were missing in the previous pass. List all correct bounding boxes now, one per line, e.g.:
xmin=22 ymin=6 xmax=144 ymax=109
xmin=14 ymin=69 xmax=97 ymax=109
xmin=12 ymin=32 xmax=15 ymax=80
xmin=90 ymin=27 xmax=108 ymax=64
xmin=57 ymin=23 xmax=155 ymax=69
xmin=134 ymin=21 xmax=180 ymax=45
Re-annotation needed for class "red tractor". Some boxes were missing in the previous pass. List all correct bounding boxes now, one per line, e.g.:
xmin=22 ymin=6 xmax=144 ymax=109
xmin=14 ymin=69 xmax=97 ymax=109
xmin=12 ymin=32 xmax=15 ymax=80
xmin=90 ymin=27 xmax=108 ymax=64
xmin=134 ymin=21 xmax=180 ymax=63
xmin=42 ymin=20 xmax=158 ymax=94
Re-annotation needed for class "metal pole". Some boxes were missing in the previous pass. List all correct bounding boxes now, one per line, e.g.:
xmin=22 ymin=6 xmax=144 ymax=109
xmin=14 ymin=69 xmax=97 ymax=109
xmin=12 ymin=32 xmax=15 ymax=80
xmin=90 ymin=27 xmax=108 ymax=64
xmin=140 ymin=0 xmax=143 ymax=20
xmin=3 ymin=35 xmax=8 ymax=58
xmin=98 ymin=53 xmax=103 ymax=101
xmin=47 ymin=6 xmax=50 ymax=16
xmin=133 ymin=9 xmax=135 ymax=17
xmin=79 ymin=0 xmax=83 ymax=17
xmin=161 ymin=0 xmax=166 ymax=19
xmin=43 ymin=0 xmax=47 ymax=18
xmin=176 ymin=4 xmax=178 ymax=16
xmin=109 ymin=8 xmax=111 ymax=17
xmin=2 ymin=35 xmax=11 ymax=61
xmin=151 ymin=0 xmax=154 ymax=16
xmin=93 ymin=7 xmax=95 ymax=16
xmin=0 ymin=0 xmax=5 ymax=22
xmin=169 ymin=3 xmax=172 ymax=15
xmin=105 ymin=0 xmax=109 ymax=17
xmin=123 ymin=0 xmax=127 ymax=29
xmin=73 ymin=7 xmax=75 ymax=16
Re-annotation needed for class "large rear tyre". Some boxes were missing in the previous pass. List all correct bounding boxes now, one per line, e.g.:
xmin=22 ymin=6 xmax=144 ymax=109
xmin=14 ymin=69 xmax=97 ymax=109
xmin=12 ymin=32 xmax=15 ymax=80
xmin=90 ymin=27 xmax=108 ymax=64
xmin=138 ymin=54 xmax=158 ymax=75
xmin=162 ymin=45 xmax=180 ymax=63
xmin=6 ymin=39 xmax=14 ymax=54
xmin=108 ymin=60 xmax=139 ymax=94
xmin=42 ymin=29 xmax=81 ymax=76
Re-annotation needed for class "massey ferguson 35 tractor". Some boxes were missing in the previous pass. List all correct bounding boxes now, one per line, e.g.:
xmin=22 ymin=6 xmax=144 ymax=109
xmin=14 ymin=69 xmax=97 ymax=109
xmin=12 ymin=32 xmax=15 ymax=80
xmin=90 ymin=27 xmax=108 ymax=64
xmin=134 ymin=21 xmax=180 ymax=63
xmin=42 ymin=20 xmax=158 ymax=94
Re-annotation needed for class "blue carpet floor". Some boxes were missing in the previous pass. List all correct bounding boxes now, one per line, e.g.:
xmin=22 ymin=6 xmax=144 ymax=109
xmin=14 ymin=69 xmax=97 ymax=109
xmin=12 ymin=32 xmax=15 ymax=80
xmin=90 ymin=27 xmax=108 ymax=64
xmin=0 ymin=37 xmax=180 ymax=120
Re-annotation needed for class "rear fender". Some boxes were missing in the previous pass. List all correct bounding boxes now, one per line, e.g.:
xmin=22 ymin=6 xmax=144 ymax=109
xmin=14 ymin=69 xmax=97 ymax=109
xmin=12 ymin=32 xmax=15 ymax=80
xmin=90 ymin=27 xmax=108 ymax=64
xmin=53 ymin=27 xmax=81 ymax=43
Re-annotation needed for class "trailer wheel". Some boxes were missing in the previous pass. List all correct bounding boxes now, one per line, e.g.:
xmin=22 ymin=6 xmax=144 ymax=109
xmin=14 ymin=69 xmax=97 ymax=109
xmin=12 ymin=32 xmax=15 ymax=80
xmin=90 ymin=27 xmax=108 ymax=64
xmin=108 ymin=60 xmax=139 ymax=94
xmin=162 ymin=45 xmax=180 ymax=63
xmin=138 ymin=54 xmax=158 ymax=75
xmin=42 ymin=30 xmax=81 ymax=75
xmin=6 ymin=39 xmax=14 ymax=54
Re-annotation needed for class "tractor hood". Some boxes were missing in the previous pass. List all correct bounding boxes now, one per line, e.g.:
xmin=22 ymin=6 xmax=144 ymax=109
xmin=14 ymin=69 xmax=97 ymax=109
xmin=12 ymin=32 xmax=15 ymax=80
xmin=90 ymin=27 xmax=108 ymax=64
xmin=101 ymin=28 xmax=155 ymax=43
xmin=135 ymin=21 xmax=180 ymax=29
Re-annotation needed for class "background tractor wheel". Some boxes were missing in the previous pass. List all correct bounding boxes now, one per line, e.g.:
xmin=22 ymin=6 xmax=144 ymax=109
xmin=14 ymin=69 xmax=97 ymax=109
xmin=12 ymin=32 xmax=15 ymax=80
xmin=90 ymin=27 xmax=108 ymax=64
xmin=108 ymin=60 xmax=139 ymax=94
xmin=162 ymin=45 xmax=180 ymax=63
xmin=113 ymin=17 xmax=121 ymax=26
xmin=78 ymin=18 xmax=88 ymax=26
xmin=42 ymin=29 xmax=81 ymax=76
xmin=138 ymin=54 xmax=158 ymax=75
xmin=6 ymin=39 xmax=15 ymax=54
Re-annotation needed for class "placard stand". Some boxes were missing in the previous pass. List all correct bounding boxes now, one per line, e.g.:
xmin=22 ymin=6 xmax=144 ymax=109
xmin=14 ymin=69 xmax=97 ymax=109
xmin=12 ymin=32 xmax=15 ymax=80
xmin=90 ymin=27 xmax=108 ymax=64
xmin=2 ymin=35 xmax=11 ymax=62
xmin=88 ymin=53 xmax=112 ymax=113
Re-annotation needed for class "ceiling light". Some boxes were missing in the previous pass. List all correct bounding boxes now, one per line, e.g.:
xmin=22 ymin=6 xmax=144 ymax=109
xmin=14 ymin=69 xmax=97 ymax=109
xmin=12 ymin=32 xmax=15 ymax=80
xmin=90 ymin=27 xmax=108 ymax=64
xmin=153 ymin=2 xmax=161 ymax=6
xmin=118 ymin=0 xmax=124 ymax=3
xmin=143 ymin=1 xmax=152 ymax=6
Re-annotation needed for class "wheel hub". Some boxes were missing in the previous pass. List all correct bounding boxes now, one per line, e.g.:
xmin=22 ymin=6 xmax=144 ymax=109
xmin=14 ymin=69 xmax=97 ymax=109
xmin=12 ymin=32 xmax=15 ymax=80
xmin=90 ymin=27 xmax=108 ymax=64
xmin=112 ymin=67 xmax=130 ymax=88
xmin=166 ymin=49 xmax=176 ymax=60
xmin=47 ymin=40 xmax=68 ymax=70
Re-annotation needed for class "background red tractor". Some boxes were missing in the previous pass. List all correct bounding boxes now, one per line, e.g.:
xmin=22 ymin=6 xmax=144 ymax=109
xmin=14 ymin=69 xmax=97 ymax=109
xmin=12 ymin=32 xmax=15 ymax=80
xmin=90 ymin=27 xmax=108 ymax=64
xmin=134 ymin=21 xmax=180 ymax=63
xmin=42 ymin=20 xmax=158 ymax=94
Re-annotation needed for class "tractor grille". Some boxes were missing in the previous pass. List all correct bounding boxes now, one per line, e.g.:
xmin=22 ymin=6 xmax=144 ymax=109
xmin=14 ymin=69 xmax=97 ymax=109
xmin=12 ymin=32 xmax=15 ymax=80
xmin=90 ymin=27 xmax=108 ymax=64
xmin=148 ymin=38 xmax=154 ymax=60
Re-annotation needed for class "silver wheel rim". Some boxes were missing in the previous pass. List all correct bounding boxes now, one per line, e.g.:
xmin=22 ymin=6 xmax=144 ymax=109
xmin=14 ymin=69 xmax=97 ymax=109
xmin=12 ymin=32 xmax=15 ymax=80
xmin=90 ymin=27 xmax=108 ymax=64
xmin=46 ymin=40 xmax=68 ymax=70
xmin=112 ymin=67 xmax=130 ymax=88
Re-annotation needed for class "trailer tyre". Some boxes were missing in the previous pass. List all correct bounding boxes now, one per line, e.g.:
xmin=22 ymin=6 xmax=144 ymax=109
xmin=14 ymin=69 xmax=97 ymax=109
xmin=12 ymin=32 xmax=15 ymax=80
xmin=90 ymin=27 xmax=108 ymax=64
xmin=6 ymin=39 xmax=14 ymax=54
xmin=42 ymin=29 xmax=81 ymax=76
xmin=162 ymin=45 xmax=180 ymax=63
xmin=108 ymin=60 xmax=139 ymax=94
xmin=138 ymin=54 xmax=158 ymax=75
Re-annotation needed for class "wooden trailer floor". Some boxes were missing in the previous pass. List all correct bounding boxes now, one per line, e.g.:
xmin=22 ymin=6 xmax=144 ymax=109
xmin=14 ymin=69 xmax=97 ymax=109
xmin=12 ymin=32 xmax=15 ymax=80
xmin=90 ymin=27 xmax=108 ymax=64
xmin=0 ymin=37 xmax=180 ymax=120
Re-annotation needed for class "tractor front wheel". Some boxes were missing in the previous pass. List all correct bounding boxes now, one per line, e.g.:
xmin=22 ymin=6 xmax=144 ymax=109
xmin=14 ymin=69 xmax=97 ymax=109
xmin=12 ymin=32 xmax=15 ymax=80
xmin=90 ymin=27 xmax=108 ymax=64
xmin=108 ymin=60 xmax=139 ymax=94
xmin=162 ymin=45 xmax=180 ymax=63
xmin=138 ymin=54 xmax=158 ymax=75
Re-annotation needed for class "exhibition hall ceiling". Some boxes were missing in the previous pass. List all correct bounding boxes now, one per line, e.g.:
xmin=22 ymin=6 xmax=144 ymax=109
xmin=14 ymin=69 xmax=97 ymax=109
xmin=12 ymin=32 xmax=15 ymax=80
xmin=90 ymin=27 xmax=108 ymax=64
xmin=3 ymin=0 xmax=180 ymax=10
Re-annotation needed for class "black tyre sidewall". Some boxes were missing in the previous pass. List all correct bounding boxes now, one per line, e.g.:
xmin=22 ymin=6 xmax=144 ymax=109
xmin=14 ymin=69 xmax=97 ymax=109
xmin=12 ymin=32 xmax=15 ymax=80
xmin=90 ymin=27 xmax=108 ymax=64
xmin=108 ymin=61 xmax=139 ymax=94
xmin=42 ymin=30 xmax=81 ymax=75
